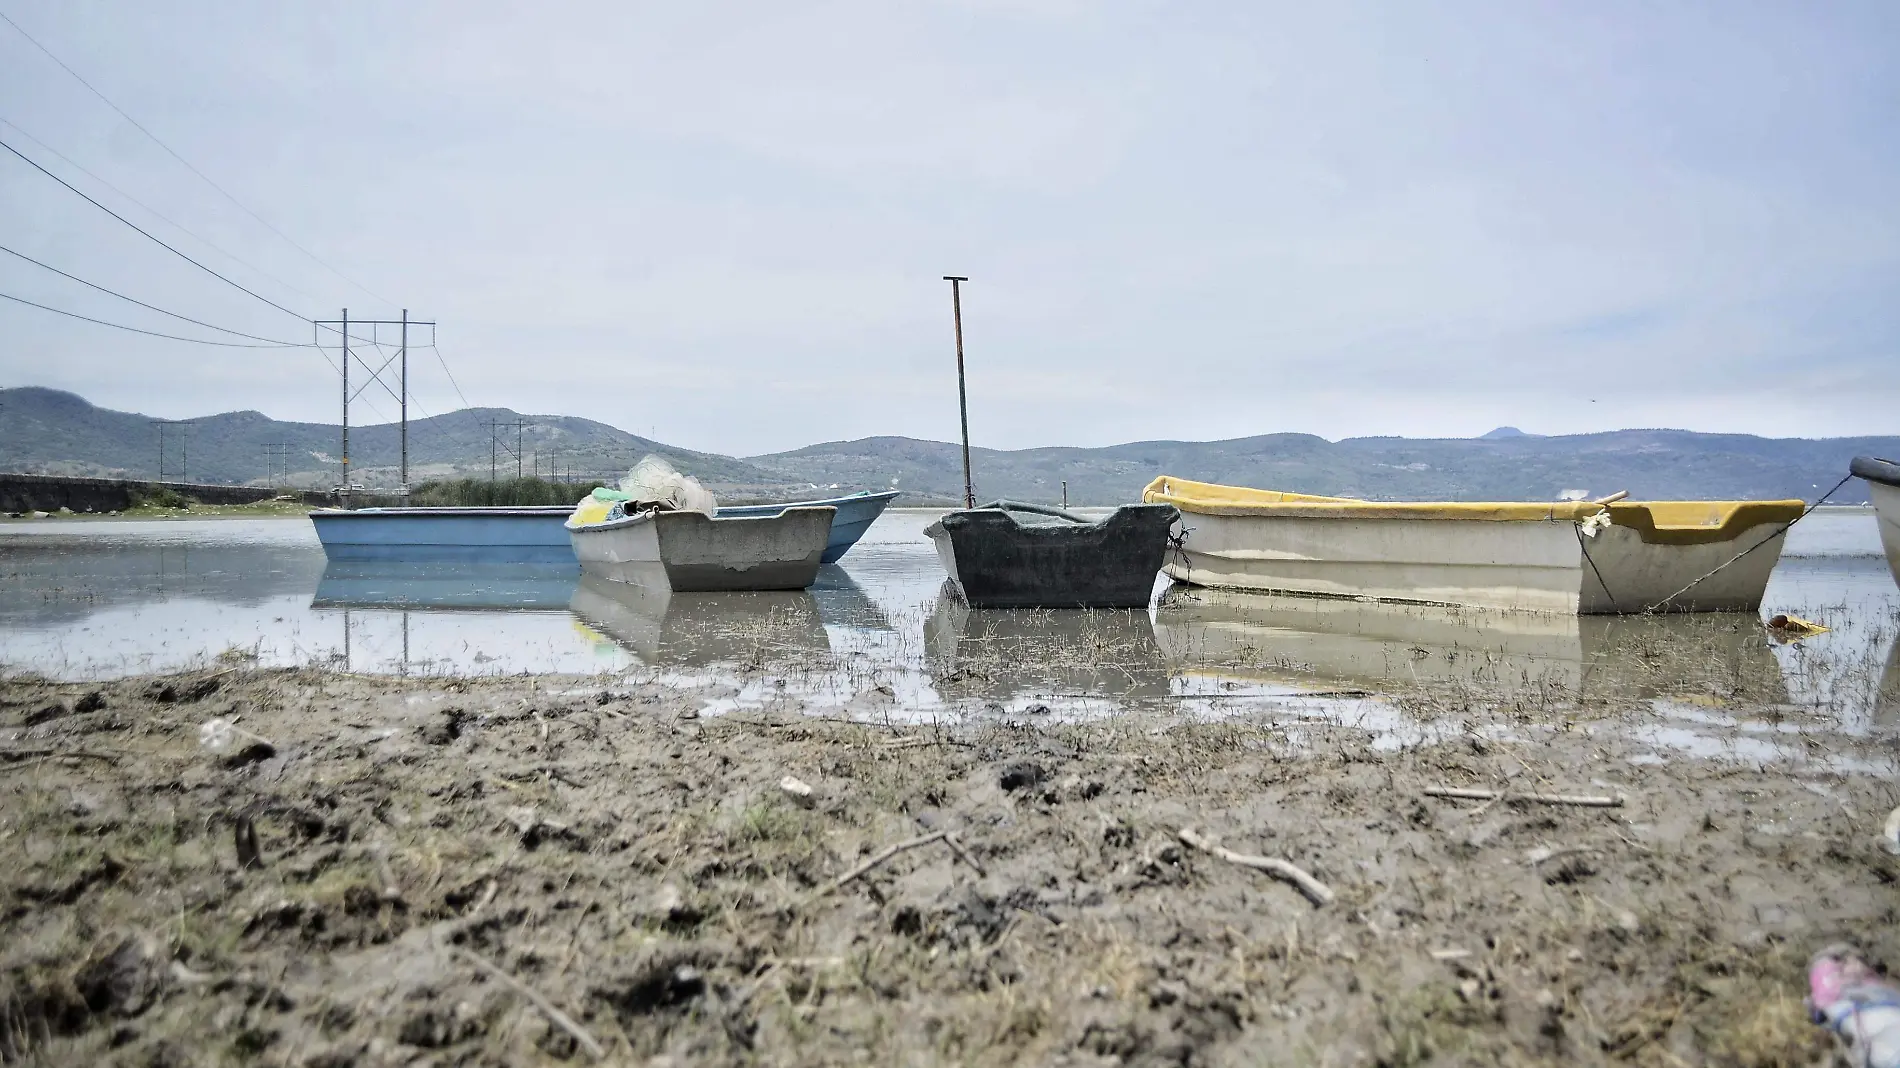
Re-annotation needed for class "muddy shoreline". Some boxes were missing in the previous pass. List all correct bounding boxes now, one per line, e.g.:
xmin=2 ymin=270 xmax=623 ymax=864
xmin=3 ymin=666 xmax=1897 ymax=1066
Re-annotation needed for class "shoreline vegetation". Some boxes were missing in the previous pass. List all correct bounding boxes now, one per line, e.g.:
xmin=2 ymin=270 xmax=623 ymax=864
xmin=2 ymin=662 xmax=1893 ymax=1065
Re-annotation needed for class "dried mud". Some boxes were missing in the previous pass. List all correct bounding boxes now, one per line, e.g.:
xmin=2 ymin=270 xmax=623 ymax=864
xmin=2 ymin=666 xmax=1896 ymax=1066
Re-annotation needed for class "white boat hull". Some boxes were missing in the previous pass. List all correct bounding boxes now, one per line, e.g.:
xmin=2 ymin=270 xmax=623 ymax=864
xmin=1159 ymin=507 xmax=1790 ymax=614
xmin=1872 ymin=480 xmax=1900 ymax=589
xmin=568 ymin=506 xmax=834 ymax=591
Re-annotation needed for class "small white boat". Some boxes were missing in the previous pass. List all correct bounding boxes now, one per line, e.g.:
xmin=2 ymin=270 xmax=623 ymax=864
xmin=1852 ymin=457 xmax=1900 ymax=589
xmin=1143 ymin=476 xmax=1805 ymax=614
xmin=566 ymin=505 xmax=835 ymax=591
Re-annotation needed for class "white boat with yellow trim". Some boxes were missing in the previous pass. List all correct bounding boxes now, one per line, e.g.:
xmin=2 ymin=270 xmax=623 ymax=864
xmin=1141 ymin=476 xmax=1805 ymax=614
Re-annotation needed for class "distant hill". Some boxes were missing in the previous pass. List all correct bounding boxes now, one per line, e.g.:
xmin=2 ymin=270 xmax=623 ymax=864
xmin=747 ymin=430 xmax=1900 ymax=505
xmin=3 ymin=386 xmax=1891 ymax=504
xmin=0 ymin=387 xmax=795 ymax=492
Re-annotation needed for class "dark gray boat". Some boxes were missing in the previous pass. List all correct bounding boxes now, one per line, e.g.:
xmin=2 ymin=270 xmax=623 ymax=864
xmin=925 ymin=501 xmax=1178 ymax=609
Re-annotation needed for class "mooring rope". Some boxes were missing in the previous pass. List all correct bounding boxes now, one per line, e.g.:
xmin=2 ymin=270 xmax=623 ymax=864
xmin=1573 ymin=522 xmax=1621 ymax=613
xmin=1641 ymin=472 xmax=1854 ymax=614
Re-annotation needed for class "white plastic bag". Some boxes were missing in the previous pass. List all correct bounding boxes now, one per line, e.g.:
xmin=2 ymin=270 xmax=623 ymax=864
xmin=619 ymin=455 xmax=717 ymax=516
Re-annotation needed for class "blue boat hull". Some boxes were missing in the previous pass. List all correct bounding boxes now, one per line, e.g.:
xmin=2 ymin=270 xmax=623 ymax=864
xmin=309 ymin=491 xmax=899 ymax=564
xmin=716 ymin=491 xmax=900 ymax=563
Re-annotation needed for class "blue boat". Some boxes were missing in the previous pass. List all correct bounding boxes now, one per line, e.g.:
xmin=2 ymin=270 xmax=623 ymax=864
xmin=309 ymin=490 xmax=899 ymax=564
xmin=715 ymin=490 xmax=900 ymax=564
xmin=309 ymin=506 xmax=575 ymax=563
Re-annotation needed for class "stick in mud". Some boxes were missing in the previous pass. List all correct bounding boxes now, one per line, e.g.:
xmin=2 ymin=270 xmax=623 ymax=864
xmin=811 ymin=829 xmax=981 ymax=899
xmin=454 ymin=946 xmax=606 ymax=1061
xmin=1177 ymin=828 xmax=1335 ymax=907
xmin=1423 ymin=787 xmax=1624 ymax=808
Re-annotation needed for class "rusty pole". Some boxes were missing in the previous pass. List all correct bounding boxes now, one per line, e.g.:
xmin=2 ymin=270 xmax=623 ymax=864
xmin=944 ymin=275 xmax=974 ymax=509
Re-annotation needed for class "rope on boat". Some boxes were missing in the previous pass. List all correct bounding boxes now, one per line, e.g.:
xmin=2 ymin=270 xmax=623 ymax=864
xmin=1640 ymin=472 xmax=1854 ymax=614
xmin=1573 ymin=524 xmax=1621 ymax=613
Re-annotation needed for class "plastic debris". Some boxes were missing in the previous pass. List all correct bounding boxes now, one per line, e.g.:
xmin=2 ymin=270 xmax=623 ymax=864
xmin=1884 ymin=806 xmax=1900 ymax=856
xmin=198 ymin=717 xmax=237 ymax=752
xmin=1578 ymin=511 xmax=1613 ymax=538
xmin=1808 ymin=944 xmax=1900 ymax=1067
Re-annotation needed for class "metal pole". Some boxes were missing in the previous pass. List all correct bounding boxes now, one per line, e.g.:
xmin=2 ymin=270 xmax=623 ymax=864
xmin=340 ymin=308 xmax=349 ymax=494
xmin=944 ymin=275 xmax=974 ymax=509
xmin=489 ymin=422 xmax=497 ymax=481
xmin=1062 ymin=481 xmax=1068 ymax=509
xmin=515 ymin=422 xmax=523 ymax=480
xmin=400 ymin=309 xmax=409 ymax=494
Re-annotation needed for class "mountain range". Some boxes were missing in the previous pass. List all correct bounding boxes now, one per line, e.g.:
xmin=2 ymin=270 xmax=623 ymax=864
xmin=1 ymin=386 xmax=1890 ymax=505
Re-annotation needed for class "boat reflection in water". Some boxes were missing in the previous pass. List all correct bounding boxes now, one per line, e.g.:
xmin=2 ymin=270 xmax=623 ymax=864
xmin=568 ymin=569 xmax=831 ymax=666
xmin=925 ymin=582 xmax=1173 ymax=701
xmin=311 ymin=560 xmax=581 ymax=610
xmin=1153 ymin=585 xmax=1790 ymax=707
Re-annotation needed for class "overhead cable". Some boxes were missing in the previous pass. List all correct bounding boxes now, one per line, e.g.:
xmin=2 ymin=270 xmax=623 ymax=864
xmin=0 ymin=242 xmax=306 ymax=346
xmin=0 ymin=8 xmax=395 ymax=308
xmin=0 ymin=114 xmax=323 ymax=307
xmin=0 ymin=134 xmax=311 ymax=322
xmin=0 ymin=288 xmax=305 ymax=347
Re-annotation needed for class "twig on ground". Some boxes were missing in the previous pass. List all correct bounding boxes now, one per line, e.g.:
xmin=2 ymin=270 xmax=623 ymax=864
xmin=1178 ymin=828 xmax=1334 ymax=907
xmin=811 ymin=829 xmax=983 ymax=900
xmin=455 ymin=946 xmax=605 ymax=1061
xmin=941 ymin=832 xmax=988 ymax=877
xmin=1424 ymin=787 xmax=1623 ymax=808
xmin=0 ymin=748 xmax=122 ymax=768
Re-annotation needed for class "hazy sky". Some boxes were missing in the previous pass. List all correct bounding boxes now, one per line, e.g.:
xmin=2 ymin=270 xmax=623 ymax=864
xmin=1 ymin=1 xmax=1894 ymax=457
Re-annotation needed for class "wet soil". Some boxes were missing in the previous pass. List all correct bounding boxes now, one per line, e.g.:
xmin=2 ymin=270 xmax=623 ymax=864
xmin=2 ymin=667 xmax=1896 ymax=1066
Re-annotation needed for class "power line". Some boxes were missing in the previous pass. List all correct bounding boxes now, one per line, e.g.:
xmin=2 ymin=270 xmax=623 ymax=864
xmin=0 ymin=134 xmax=311 ymax=322
xmin=0 ymin=288 xmax=306 ymax=347
xmin=0 ymin=114 xmax=323 ymax=308
xmin=0 ymin=242 xmax=307 ymax=345
xmin=0 ymin=8 xmax=394 ymax=308
xmin=422 ymin=342 xmax=474 ymax=410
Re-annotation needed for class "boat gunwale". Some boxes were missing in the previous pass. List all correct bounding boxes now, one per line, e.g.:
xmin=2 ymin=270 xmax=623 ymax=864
xmin=1142 ymin=476 xmax=1804 ymax=544
xmin=1852 ymin=456 xmax=1900 ymax=489
xmin=313 ymin=506 xmax=573 ymax=518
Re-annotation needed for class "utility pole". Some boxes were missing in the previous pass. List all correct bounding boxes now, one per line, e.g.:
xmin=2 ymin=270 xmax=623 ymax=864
xmin=340 ymin=308 xmax=348 ymax=490
xmin=487 ymin=419 xmax=529 ymax=481
xmin=153 ymin=420 xmax=191 ymax=482
xmin=943 ymin=275 xmax=975 ymax=509
xmin=400 ymin=309 xmax=409 ymax=495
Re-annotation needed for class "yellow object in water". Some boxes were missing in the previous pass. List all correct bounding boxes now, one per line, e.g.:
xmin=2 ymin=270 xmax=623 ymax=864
xmin=1765 ymin=613 xmax=1828 ymax=638
xmin=569 ymin=496 xmax=614 ymax=527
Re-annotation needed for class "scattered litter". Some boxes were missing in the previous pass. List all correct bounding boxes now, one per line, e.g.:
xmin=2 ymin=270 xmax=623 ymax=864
xmin=1429 ymin=948 xmax=1470 ymax=961
xmin=1883 ymin=807 xmax=1900 ymax=856
xmin=1808 ymin=944 xmax=1900 ymax=1067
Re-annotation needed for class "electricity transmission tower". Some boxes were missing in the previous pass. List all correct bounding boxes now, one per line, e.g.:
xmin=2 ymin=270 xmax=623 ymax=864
xmin=153 ymin=420 xmax=190 ymax=481
xmin=313 ymin=309 xmax=436 ymax=494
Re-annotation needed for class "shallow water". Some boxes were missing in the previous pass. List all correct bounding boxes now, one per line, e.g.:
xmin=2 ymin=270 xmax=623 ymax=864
xmin=1 ymin=508 xmax=1894 ymax=748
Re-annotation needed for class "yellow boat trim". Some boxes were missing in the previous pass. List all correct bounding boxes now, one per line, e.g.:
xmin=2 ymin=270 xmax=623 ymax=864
xmin=1141 ymin=476 xmax=1804 ymax=545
